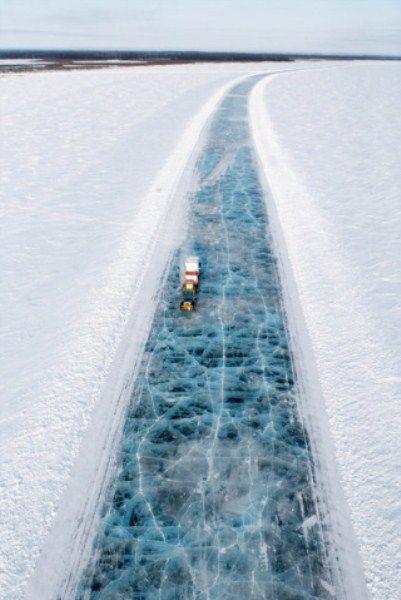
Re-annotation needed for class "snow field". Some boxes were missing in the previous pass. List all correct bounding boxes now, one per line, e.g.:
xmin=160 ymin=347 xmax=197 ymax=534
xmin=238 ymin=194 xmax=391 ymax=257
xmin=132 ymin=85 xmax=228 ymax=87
xmin=2 ymin=59 xmax=397 ymax=599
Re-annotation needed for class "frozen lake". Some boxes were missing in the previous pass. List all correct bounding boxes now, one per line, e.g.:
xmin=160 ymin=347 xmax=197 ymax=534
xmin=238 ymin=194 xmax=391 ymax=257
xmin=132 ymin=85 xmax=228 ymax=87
xmin=79 ymin=77 xmax=336 ymax=598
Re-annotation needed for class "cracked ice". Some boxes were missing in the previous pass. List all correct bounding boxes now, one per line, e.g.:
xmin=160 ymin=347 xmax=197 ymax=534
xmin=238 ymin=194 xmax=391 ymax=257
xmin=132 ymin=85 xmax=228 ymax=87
xmin=79 ymin=77 xmax=335 ymax=599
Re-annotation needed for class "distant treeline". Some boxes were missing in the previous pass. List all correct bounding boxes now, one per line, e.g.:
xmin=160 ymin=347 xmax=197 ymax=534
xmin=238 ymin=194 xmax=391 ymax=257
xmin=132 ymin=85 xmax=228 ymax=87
xmin=1 ymin=49 xmax=400 ymax=62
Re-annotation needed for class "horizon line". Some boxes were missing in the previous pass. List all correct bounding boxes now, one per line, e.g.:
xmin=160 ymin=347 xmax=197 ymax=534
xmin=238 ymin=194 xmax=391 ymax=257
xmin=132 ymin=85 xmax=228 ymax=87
xmin=1 ymin=49 xmax=400 ymax=61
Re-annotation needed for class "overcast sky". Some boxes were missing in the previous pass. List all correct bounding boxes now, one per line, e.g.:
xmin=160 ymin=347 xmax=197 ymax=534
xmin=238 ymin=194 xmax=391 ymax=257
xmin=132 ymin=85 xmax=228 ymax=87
xmin=1 ymin=0 xmax=400 ymax=55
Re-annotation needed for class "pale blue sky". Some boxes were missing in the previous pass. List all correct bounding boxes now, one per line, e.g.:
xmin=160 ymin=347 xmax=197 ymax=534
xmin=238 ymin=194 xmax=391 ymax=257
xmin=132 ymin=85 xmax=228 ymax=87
xmin=1 ymin=0 xmax=400 ymax=54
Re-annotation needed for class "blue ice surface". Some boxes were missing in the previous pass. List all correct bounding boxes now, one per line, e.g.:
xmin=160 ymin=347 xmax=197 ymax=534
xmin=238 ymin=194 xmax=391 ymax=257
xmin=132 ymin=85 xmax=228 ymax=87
xmin=78 ymin=77 xmax=335 ymax=599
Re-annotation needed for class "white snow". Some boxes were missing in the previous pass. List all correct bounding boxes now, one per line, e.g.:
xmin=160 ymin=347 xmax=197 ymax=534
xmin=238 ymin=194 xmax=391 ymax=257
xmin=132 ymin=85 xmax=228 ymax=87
xmin=250 ymin=62 xmax=401 ymax=599
xmin=0 ymin=58 xmax=43 ymax=66
xmin=74 ymin=59 xmax=145 ymax=64
xmin=0 ymin=61 xmax=299 ymax=599
xmin=4 ymin=58 xmax=399 ymax=599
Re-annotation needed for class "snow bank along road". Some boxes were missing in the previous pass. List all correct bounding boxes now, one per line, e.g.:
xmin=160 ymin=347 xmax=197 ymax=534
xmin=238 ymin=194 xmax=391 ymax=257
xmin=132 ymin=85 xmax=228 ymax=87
xmin=251 ymin=62 xmax=401 ymax=599
xmin=1 ymin=62 xmax=303 ymax=599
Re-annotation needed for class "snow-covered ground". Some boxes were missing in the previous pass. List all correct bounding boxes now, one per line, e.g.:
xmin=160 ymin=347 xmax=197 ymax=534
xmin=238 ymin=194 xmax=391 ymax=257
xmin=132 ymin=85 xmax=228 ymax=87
xmin=0 ymin=62 xmax=303 ymax=599
xmin=0 ymin=58 xmax=44 ymax=65
xmin=251 ymin=62 xmax=401 ymax=599
xmin=2 ymin=60 xmax=400 ymax=599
